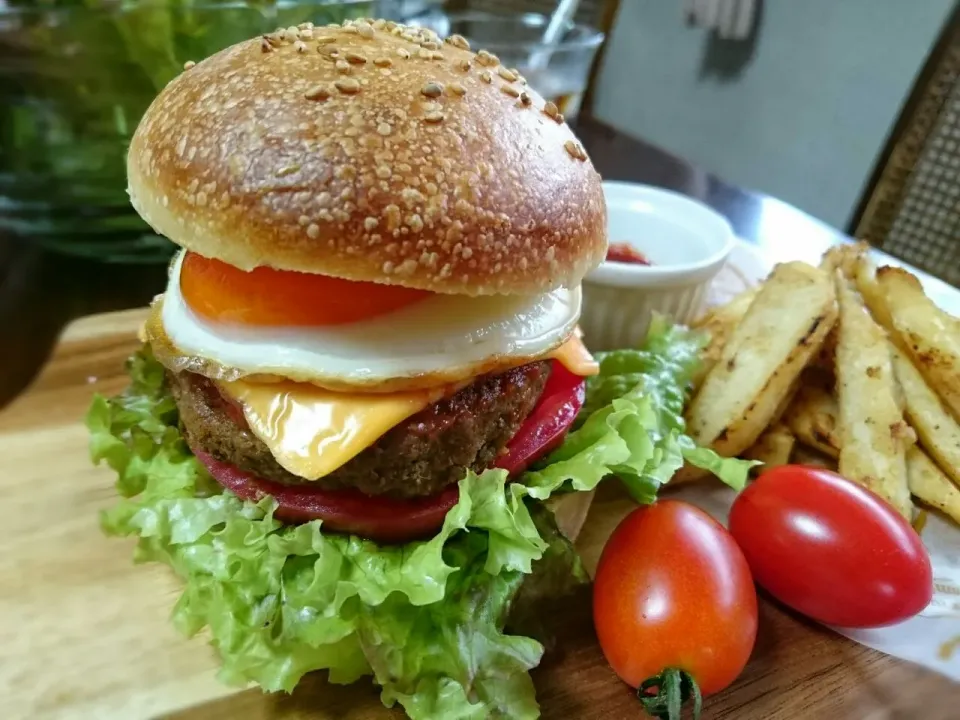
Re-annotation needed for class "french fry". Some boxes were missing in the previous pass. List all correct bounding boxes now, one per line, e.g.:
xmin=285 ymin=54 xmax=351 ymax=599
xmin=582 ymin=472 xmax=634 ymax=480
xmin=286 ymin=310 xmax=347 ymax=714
xmin=876 ymin=266 xmax=960 ymax=421
xmin=907 ymin=446 xmax=960 ymax=526
xmin=834 ymin=273 xmax=913 ymax=519
xmin=687 ymin=262 xmax=837 ymax=458
xmin=743 ymin=423 xmax=795 ymax=473
xmin=691 ymin=286 xmax=760 ymax=390
xmin=784 ymin=384 xmax=840 ymax=459
xmin=891 ymin=345 xmax=960 ymax=487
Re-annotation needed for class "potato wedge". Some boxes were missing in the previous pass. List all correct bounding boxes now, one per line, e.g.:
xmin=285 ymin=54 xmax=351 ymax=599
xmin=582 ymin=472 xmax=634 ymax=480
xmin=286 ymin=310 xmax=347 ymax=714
xmin=891 ymin=345 xmax=960 ymax=487
xmin=877 ymin=266 xmax=960 ymax=421
xmin=670 ymin=374 xmax=801 ymax=486
xmin=785 ymin=384 xmax=840 ymax=458
xmin=686 ymin=262 xmax=837 ymax=458
xmin=819 ymin=242 xmax=866 ymax=279
xmin=743 ymin=423 xmax=795 ymax=473
xmin=834 ymin=274 xmax=913 ymax=519
xmin=906 ymin=446 xmax=960 ymax=526
xmin=692 ymin=286 xmax=760 ymax=390
xmin=792 ymin=443 xmax=837 ymax=470
xmin=854 ymin=254 xmax=894 ymax=333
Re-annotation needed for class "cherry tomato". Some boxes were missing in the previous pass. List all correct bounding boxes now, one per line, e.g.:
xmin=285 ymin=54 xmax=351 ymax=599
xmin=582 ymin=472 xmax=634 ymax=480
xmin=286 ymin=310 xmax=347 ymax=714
xmin=729 ymin=465 xmax=933 ymax=628
xmin=593 ymin=501 xmax=758 ymax=717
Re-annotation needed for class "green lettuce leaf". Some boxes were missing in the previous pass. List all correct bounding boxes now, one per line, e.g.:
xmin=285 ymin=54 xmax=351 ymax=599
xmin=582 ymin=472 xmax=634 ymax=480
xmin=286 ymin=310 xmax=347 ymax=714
xmin=88 ymin=317 xmax=753 ymax=719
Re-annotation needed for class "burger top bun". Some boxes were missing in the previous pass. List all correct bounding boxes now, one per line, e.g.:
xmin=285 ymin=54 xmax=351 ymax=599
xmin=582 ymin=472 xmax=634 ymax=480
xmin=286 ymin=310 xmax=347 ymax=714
xmin=127 ymin=18 xmax=607 ymax=296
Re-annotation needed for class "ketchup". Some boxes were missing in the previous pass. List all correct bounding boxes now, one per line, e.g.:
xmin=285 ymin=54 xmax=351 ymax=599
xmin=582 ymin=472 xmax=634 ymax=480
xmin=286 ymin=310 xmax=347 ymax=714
xmin=606 ymin=243 xmax=652 ymax=266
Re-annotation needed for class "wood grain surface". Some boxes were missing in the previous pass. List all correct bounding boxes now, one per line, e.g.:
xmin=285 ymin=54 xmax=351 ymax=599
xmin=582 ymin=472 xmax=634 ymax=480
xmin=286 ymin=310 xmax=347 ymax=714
xmin=2 ymin=309 xmax=959 ymax=720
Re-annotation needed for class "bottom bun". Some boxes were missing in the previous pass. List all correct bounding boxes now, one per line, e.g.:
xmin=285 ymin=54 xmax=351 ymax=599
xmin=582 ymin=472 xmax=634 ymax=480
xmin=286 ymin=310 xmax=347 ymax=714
xmin=546 ymin=488 xmax=597 ymax=542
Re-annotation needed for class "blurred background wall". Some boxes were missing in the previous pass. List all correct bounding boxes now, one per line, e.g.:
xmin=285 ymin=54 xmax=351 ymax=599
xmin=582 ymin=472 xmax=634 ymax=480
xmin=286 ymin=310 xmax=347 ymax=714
xmin=592 ymin=0 xmax=957 ymax=229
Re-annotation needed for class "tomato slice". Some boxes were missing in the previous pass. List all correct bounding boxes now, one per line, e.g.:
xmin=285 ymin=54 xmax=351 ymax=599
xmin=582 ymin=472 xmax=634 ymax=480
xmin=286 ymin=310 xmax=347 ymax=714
xmin=494 ymin=361 xmax=586 ymax=475
xmin=194 ymin=448 xmax=459 ymax=544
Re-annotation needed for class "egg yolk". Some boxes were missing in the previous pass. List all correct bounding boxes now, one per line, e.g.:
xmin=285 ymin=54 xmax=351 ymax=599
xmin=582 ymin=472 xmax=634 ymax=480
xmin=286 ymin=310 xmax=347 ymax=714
xmin=180 ymin=252 xmax=432 ymax=326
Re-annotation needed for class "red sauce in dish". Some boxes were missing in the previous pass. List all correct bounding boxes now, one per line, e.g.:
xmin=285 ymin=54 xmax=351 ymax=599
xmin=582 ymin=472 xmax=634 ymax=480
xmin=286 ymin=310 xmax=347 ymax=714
xmin=606 ymin=243 xmax=652 ymax=265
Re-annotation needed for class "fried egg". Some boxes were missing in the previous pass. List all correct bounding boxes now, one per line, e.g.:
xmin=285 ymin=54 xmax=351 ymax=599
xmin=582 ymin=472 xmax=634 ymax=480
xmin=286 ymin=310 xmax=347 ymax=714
xmin=152 ymin=251 xmax=582 ymax=392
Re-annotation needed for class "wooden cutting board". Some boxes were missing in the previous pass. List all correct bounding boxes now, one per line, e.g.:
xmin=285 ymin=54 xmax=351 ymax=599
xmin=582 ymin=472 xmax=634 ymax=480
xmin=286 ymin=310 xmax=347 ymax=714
xmin=3 ymin=302 xmax=960 ymax=719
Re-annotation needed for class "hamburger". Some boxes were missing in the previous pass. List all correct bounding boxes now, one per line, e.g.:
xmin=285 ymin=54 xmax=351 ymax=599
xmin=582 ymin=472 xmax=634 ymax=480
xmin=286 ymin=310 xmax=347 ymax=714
xmin=87 ymin=16 xmax=747 ymax=720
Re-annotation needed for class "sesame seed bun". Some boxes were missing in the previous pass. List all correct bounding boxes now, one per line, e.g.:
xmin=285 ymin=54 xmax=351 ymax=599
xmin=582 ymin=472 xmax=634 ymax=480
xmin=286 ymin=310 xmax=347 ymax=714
xmin=127 ymin=19 xmax=607 ymax=296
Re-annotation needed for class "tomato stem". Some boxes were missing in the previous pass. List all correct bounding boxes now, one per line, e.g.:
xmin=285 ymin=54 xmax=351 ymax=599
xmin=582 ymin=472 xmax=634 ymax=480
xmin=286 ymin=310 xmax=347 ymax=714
xmin=638 ymin=668 xmax=702 ymax=720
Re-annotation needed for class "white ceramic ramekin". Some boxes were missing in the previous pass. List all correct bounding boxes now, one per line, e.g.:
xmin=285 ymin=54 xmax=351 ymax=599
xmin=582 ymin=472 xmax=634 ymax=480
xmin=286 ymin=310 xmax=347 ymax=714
xmin=581 ymin=181 xmax=736 ymax=351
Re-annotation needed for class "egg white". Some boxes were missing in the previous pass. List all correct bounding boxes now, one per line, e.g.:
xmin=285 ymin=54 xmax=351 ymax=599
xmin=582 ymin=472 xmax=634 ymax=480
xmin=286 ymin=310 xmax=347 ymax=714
xmin=160 ymin=251 xmax=581 ymax=388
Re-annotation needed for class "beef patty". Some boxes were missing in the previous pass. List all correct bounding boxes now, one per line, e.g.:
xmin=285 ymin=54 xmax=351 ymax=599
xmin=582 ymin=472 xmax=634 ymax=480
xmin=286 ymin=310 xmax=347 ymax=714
xmin=168 ymin=361 xmax=551 ymax=498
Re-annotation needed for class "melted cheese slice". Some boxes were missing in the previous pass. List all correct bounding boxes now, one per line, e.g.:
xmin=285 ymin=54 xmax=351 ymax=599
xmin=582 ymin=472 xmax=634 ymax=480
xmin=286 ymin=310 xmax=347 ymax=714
xmin=219 ymin=334 xmax=598 ymax=480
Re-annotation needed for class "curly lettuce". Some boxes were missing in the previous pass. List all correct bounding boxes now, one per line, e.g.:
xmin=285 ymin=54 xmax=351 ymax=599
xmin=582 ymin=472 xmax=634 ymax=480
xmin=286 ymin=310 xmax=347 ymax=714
xmin=87 ymin=319 xmax=751 ymax=719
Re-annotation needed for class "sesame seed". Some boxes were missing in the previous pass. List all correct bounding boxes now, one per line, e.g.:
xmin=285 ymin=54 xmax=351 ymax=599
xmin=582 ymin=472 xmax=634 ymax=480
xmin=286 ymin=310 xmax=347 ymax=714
xmin=294 ymin=40 xmax=307 ymax=53
xmin=479 ymin=70 xmax=492 ymax=83
xmin=424 ymin=111 xmax=444 ymax=123
xmin=364 ymin=217 xmax=379 ymax=231
xmin=501 ymin=84 xmax=520 ymax=98
xmin=396 ymin=48 xmax=411 ymax=59
xmin=376 ymin=165 xmax=392 ymax=179
xmin=476 ymin=50 xmax=499 ymax=67
xmin=300 ymin=27 xmax=314 ymax=39
xmin=298 ymin=215 xmax=310 ymax=226
xmin=421 ymin=81 xmax=443 ymax=98
xmin=456 ymin=59 xmax=471 ymax=71
xmin=183 ymin=60 xmax=196 ymax=70
xmin=318 ymin=44 xmax=338 ymax=57
xmin=420 ymin=41 xmax=439 ymax=50
xmin=446 ymin=34 xmax=470 ymax=50
xmin=307 ymin=223 xmax=321 ymax=239
xmin=260 ymin=37 xmax=273 ymax=52
xmin=497 ymin=67 xmax=517 ymax=82
xmin=377 ymin=122 xmax=393 ymax=136
xmin=520 ymin=91 xmax=531 ymax=105
xmin=417 ymin=48 xmax=433 ymax=60
xmin=449 ymin=82 xmax=467 ymax=96
xmin=342 ymin=25 xmax=359 ymax=34
xmin=345 ymin=51 xmax=367 ymax=64
xmin=564 ymin=140 xmax=586 ymax=160
xmin=373 ymin=56 xmax=392 ymax=67
xmin=336 ymin=60 xmax=352 ymax=73
xmin=298 ymin=21 xmax=314 ymax=30
xmin=373 ymin=19 xmax=387 ymax=30
xmin=304 ymin=84 xmax=331 ymax=101
xmin=335 ymin=78 xmax=360 ymax=94
xmin=543 ymin=101 xmax=561 ymax=121
xmin=407 ymin=214 xmax=425 ymax=232
xmin=316 ymin=36 xmax=336 ymax=45
xmin=357 ymin=22 xmax=375 ymax=38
